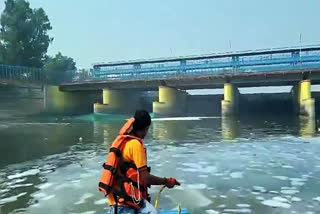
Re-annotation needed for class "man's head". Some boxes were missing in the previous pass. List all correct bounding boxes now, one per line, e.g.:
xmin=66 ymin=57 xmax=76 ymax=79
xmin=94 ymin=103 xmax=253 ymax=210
xmin=132 ymin=110 xmax=151 ymax=139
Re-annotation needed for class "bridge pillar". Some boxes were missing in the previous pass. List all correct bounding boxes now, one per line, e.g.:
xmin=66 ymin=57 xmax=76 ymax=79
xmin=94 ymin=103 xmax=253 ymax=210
xmin=44 ymin=86 xmax=96 ymax=115
xmin=221 ymin=116 xmax=239 ymax=140
xmin=153 ymin=86 xmax=187 ymax=117
xmin=94 ymin=89 xmax=141 ymax=114
xmin=291 ymin=80 xmax=315 ymax=118
xmin=221 ymin=83 xmax=239 ymax=117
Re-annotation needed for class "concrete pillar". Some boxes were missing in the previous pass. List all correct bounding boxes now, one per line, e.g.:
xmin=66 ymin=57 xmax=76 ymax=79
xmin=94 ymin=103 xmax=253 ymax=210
xmin=94 ymin=88 xmax=141 ymax=114
xmin=44 ymin=86 xmax=96 ymax=115
xmin=221 ymin=83 xmax=239 ymax=117
xmin=153 ymin=86 xmax=187 ymax=117
xmin=291 ymin=80 xmax=315 ymax=118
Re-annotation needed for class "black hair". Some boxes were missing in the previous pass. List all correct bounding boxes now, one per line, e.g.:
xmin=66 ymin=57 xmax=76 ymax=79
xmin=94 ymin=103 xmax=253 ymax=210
xmin=133 ymin=110 xmax=151 ymax=131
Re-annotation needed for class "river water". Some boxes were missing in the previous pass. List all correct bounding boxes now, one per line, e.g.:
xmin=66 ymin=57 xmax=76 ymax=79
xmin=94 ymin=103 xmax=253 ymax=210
xmin=0 ymin=114 xmax=320 ymax=214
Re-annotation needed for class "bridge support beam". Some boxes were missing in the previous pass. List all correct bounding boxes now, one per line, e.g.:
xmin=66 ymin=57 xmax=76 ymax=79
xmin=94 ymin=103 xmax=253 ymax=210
xmin=94 ymin=89 xmax=141 ymax=114
xmin=221 ymin=83 xmax=239 ymax=117
xmin=44 ymin=86 xmax=96 ymax=115
xmin=291 ymin=80 xmax=315 ymax=118
xmin=153 ymin=86 xmax=187 ymax=117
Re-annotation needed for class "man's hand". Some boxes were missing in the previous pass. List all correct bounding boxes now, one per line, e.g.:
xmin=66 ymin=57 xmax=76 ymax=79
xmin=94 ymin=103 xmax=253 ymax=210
xmin=165 ymin=177 xmax=180 ymax=188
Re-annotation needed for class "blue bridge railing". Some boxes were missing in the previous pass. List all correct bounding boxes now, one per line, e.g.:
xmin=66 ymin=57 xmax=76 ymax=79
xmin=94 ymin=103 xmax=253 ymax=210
xmin=92 ymin=46 xmax=320 ymax=81
xmin=1 ymin=46 xmax=320 ymax=84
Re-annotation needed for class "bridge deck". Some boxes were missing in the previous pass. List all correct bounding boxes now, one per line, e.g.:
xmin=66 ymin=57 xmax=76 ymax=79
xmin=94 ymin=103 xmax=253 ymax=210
xmin=60 ymin=68 xmax=320 ymax=92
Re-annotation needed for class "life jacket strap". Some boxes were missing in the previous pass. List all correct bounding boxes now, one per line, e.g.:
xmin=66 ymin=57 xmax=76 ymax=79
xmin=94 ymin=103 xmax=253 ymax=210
xmin=110 ymin=147 xmax=122 ymax=157
xmin=102 ymin=163 xmax=118 ymax=175
xmin=98 ymin=182 xmax=112 ymax=195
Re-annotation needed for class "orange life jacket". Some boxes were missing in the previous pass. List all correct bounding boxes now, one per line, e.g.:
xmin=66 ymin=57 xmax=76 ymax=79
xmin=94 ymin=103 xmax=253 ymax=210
xmin=98 ymin=118 xmax=148 ymax=209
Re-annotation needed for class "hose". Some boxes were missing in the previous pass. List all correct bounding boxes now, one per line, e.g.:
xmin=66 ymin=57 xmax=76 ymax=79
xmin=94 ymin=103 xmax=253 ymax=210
xmin=154 ymin=185 xmax=181 ymax=214
xmin=154 ymin=185 xmax=166 ymax=209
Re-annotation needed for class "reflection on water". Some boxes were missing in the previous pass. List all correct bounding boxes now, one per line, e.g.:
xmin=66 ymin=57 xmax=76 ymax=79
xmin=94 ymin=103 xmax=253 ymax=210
xmin=221 ymin=117 xmax=240 ymax=140
xmin=152 ymin=120 xmax=189 ymax=141
xmin=299 ymin=116 xmax=316 ymax=136
xmin=0 ymin=114 xmax=319 ymax=214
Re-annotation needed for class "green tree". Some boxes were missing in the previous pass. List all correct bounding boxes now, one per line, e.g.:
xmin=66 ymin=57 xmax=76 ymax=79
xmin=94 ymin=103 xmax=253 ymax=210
xmin=0 ymin=0 xmax=52 ymax=67
xmin=44 ymin=52 xmax=77 ymax=83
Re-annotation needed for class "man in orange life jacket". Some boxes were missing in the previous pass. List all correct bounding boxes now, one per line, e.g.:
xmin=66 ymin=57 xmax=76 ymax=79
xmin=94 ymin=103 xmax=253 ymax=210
xmin=99 ymin=110 xmax=180 ymax=214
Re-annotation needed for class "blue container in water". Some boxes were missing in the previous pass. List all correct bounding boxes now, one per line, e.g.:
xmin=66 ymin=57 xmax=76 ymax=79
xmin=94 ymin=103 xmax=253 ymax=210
xmin=159 ymin=209 xmax=189 ymax=214
xmin=103 ymin=209 xmax=189 ymax=214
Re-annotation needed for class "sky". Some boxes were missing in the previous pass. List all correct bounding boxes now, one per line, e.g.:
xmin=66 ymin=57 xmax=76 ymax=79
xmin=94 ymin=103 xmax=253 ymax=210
xmin=0 ymin=0 xmax=319 ymax=69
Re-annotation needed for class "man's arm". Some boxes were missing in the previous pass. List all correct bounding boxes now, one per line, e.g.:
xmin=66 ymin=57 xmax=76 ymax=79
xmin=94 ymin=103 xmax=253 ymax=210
xmin=138 ymin=167 xmax=166 ymax=186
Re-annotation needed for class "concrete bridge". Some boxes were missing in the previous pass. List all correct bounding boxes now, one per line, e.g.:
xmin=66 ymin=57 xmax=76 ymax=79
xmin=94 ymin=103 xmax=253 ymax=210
xmin=44 ymin=45 xmax=320 ymax=118
xmin=2 ymin=46 xmax=316 ymax=118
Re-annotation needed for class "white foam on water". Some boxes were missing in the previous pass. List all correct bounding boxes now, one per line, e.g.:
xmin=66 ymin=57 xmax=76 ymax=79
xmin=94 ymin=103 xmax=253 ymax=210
xmin=272 ymin=176 xmax=288 ymax=181
xmin=256 ymin=196 xmax=264 ymax=201
xmin=230 ymin=172 xmax=243 ymax=179
xmin=186 ymin=183 xmax=207 ymax=189
xmin=42 ymin=195 xmax=55 ymax=201
xmin=237 ymin=204 xmax=250 ymax=208
xmin=30 ymin=203 xmax=40 ymax=208
xmin=251 ymin=192 xmax=261 ymax=195
xmin=32 ymin=192 xmax=48 ymax=198
xmin=172 ymin=154 xmax=186 ymax=158
xmin=0 ymin=192 xmax=27 ymax=205
xmin=282 ymin=165 xmax=294 ymax=169
xmin=290 ymin=178 xmax=307 ymax=182
xmin=281 ymin=189 xmax=299 ymax=195
xmin=13 ymin=123 xmax=70 ymax=126
xmin=0 ymin=189 xmax=9 ymax=194
xmin=173 ymin=186 xmax=184 ymax=190
xmin=272 ymin=197 xmax=290 ymax=203
xmin=9 ymin=183 xmax=33 ymax=188
xmin=261 ymin=200 xmax=291 ymax=208
xmin=180 ymin=168 xmax=198 ymax=172
xmin=281 ymin=186 xmax=297 ymax=190
xmin=94 ymin=199 xmax=107 ymax=205
xmin=74 ymin=193 xmax=94 ymax=205
xmin=291 ymin=181 xmax=305 ymax=186
xmin=252 ymin=186 xmax=266 ymax=193
xmin=13 ymin=178 xmax=27 ymax=183
xmin=220 ymin=195 xmax=227 ymax=198
xmin=205 ymin=210 xmax=219 ymax=214
xmin=7 ymin=169 xmax=40 ymax=179
xmin=291 ymin=197 xmax=302 ymax=202
xmin=81 ymin=211 xmax=96 ymax=214
xmin=152 ymin=117 xmax=218 ymax=121
xmin=199 ymin=161 xmax=210 ymax=165
xmin=37 ymin=183 xmax=54 ymax=190
xmin=312 ymin=197 xmax=320 ymax=202
xmin=201 ymin=166 xmax=217 ymax=173
xmin=269 ymin=191 xmax=279 ymax=194
xmin=80 ymin=173 xmax=92 ymax=178
xmin=54 ymin=183 xmax=69 ymax=191
xmin=217 ymin=204 xmax=226 ymax=208
xmin=170 ymin=188 xmax=212 ymax=208
xmin=198 ymin=174 xmax=209 ymax=178
xmin=224 ymin=208 xmax=251 ymax=213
